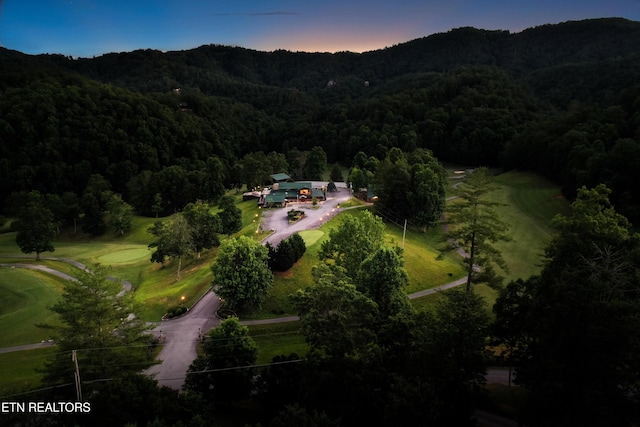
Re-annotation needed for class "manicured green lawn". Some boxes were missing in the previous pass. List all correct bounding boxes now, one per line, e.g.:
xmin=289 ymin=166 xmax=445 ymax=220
xmin=248 ymin=322 xmax=309 ymax=364
xmin=0 ymin=347 xmax=58 ymax=397
xmin=246 ymin=207 xmax=466 ymax=319
xmin=0 ymin=269 xmax=64 ymax=347
xmin=384 ymin=223 xmax=464 ymax=294
xmin=489 ymin=170 xmax=570 ymax=282
xmin=411 ymin=170 xmax=570 ymax=313
xmin=0 ymin=170 xmax=572 ymax=401
xmin=133 ymin=253 xmax=216 ymax=320
xmin=298 ymin=230 xmax=324 ymax=247
xmin=0 ymin=170 xmax=569 ymax=348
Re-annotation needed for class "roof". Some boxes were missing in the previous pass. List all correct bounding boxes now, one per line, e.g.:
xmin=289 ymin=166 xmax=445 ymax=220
xmin=276 ymin=182 xmax=312 ymax=191
xmin=271 ymin=173 xmax=291 ymax=182
xmin=264 ymin=193 xmax=287 ymax=203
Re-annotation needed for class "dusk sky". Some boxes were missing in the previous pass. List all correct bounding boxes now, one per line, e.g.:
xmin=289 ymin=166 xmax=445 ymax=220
xmin=1 ymin=0 xmax=639 ymax=58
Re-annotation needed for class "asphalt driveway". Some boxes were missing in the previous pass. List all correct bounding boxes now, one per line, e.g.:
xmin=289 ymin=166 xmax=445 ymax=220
xmin=261 ymin=182 xmax=352 ymax=247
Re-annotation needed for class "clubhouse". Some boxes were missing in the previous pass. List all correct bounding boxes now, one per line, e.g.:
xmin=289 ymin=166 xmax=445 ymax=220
xmin=243 ymin=173 xmax=327 ymax=208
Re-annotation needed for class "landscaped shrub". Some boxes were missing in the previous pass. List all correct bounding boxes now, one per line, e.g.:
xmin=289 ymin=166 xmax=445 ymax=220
xmin=216 ymin=308 xmax=237 ymax=319
xmin=288 ymin=233 xmax=307 ymax=260
xmin=287 ymin=209 xmax=304 ymax=223
xmin=267 ymin=233 xmax=306 ymax=272
xmin=165 ymin=305 xmax=188 ymax=319
xmin=273 ymin=239 xmax=296 ymax=271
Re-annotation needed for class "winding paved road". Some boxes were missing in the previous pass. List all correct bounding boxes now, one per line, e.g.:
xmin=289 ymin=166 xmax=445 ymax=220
xmin=144 ymin=291 xmax=222 ymax=390
xmin=1 ymin=177 xmax=481 ymax=390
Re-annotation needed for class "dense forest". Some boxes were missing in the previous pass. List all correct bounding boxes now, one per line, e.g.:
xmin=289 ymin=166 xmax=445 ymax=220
xmin=1 ymin=17 xmax=640 ymax=223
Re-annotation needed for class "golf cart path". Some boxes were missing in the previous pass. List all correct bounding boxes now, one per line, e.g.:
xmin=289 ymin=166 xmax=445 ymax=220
xmin=0 ymin=255 xmax=132 ymax=291
xmin=1 ymin=177 xmax=474 ymax=389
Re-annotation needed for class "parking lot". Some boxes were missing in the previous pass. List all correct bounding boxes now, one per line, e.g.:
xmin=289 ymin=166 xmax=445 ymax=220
xmin=260 ymin=182 xmax=352 ymax=246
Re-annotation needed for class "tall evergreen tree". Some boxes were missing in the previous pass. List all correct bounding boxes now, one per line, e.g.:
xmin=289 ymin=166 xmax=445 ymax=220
xmin=303 ymin=146 xmax=328 ymax=180
xmin=43 ymin=265 xmax=153 ymax=390
xmin=444 ymin=168 xmax=510 ymax=291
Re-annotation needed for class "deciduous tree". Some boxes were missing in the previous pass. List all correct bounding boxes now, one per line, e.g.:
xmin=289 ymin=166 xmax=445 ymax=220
xmin=184 ymin=317 xmax=258 ymax=401
xmin=329 ymin=163 xmax=344 ymax=182
xmin=292 ymin=264 xmax=378 ymax=358
xmin=183 ymin=200 xmax=221 ymax=258
xmin=412 ymin=289 xmax=491 ymax=425
xmin=217 ymin=195 xmax=242 ymax=235
xmin=318 ymin=210 xmax=385 ymax=279
xmin=355 ymin=247 xmax=413 ymax=320
xmin=211 ymin=236 xmax=272 ymax=313
xmin=347 ymin=166 xmax=367 ymax=193
xmin=374 ymin=148 xmax=412 ymax=220
xmin=303 ymin=146 xmax=327 ymax=180
xmin=148 ymin=214 xmax=194 ymax=279
xmin=495 ymin=184 xmax=640 ymax=426
xmin=106 ymin=193 xmax=133 ymax=236
xmin=15 ymin=190 xmax=56 ymax=260
xmin=81 ymin=174 xmax=112 ymax=236
xmin=408 ymin=149 xmax=447 ymax=230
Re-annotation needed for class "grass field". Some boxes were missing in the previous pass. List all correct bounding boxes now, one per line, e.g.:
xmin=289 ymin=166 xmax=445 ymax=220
xmin=410 ymin=169 xmax=570 ymax=312
xmin=0 ymin=170 xmax=567 ymax=325
xmin=0 ymin=346 xmax=59 ymax=397
xmin=298 ymin=230 xmax=324 ymax=247
xmin=245 ymin=207 xmax=466 ymax=319
xmin=248 ymin=322 xmax=308 ymax=364
xmin=489 ymin=170 xmax=570 ymax=282
xmin=0 ymin=171 xmax=571 ymax=396
xmin=0 ymin=269 xmax=64 ymax=347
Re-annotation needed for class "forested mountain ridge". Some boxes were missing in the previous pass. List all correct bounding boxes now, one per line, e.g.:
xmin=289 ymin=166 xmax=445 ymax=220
xmin=1 ymin=18 xmax=640 ymax=223
xmin=56 ymin=18 xmax=640 ymax=96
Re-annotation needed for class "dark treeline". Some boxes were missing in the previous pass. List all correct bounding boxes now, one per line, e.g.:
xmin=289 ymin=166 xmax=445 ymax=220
xmin=2 ymin=18 xmax=640 ymax=222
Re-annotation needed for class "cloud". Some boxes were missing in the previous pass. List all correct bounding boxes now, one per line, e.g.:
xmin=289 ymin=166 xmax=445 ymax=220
xmin=210 ymin=11 xmax=298 ymax=17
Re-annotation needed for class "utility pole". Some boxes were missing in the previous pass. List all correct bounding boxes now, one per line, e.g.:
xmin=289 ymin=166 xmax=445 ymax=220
xmin=72 ymin=350 xmax=82 ymax=401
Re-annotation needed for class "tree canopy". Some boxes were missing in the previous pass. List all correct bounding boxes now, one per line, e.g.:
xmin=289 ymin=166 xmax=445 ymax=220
xmin=211 ymin=236 xmax=273 ymax=313
xmin=182 ymin=200 xmax=221 ymax=258
xmin=3 ymin=19 xmax=640 ymax=223
xmin=148 ymin=214 xmax=194 ymax=279
xmin=493 ymin=184 xmax=640 ymax=426
xmin=184 ymin=317 xmax=258 ymax=401
xmin=14 ymin=190 xmax=56 ymax=260
xmin=292 ymin=264 xmax=379 ymax=358
xmin=43 ymin=265 xmax=153 ymax=388
xmin=318 ymin=210 xmax=385 ymax=280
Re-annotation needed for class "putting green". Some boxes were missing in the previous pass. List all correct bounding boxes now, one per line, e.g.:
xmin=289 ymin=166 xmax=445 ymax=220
xmin=97 ymin=247 xmax=149 ymax=264
xmin=298 ymin=230 xmax=324 ymax=247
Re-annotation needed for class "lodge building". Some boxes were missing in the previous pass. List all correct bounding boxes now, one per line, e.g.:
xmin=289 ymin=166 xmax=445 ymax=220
xmin=243 ymin=173 xmax=327 ymax=208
